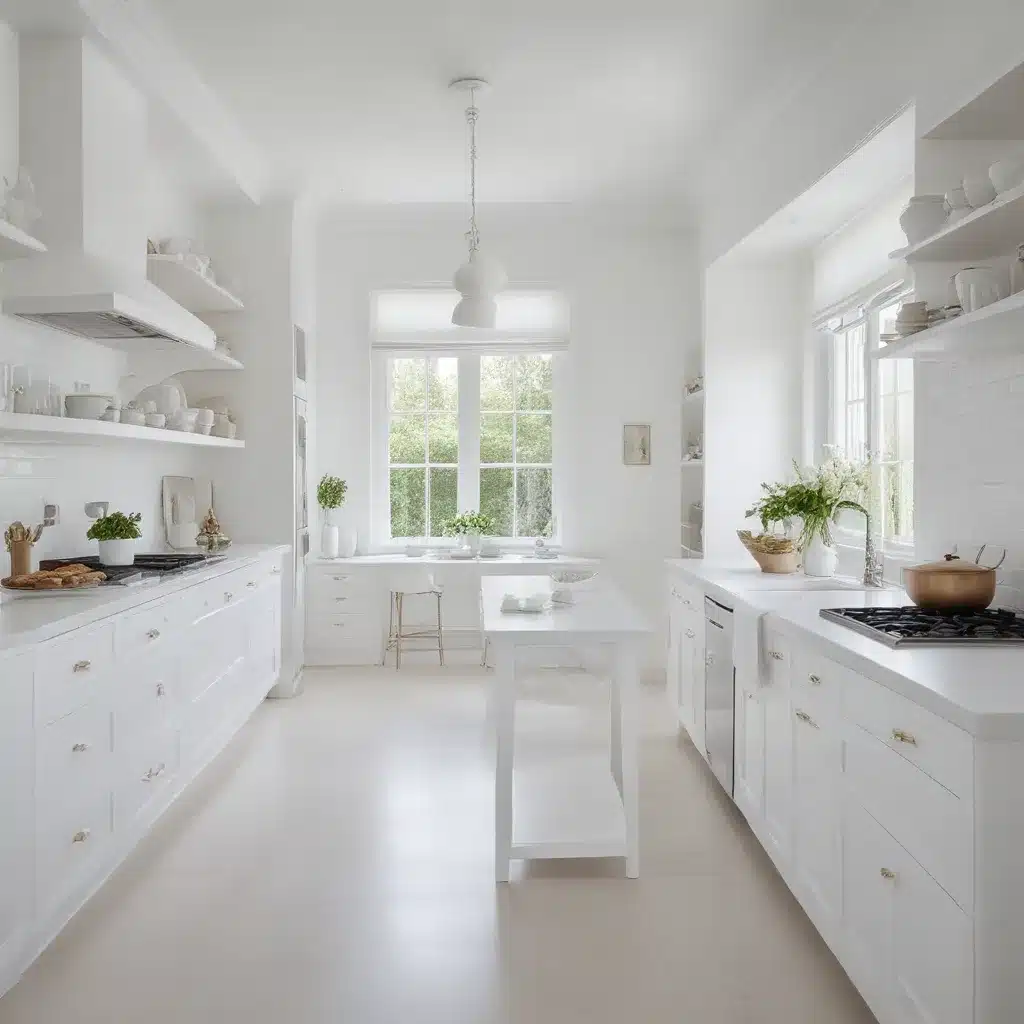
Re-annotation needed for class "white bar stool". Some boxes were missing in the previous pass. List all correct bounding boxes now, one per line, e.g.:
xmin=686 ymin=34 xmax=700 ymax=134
xmin=381 ymin=568 xmax=444 ymax=668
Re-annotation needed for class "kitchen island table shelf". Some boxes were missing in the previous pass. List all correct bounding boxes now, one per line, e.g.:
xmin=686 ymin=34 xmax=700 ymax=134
xmin=0 ymin=412 xmax=244 ymax=448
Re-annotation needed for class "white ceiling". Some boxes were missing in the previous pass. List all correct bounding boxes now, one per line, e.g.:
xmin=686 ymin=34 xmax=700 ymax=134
xmin=137 ymin=0 xmax=862 ymax=207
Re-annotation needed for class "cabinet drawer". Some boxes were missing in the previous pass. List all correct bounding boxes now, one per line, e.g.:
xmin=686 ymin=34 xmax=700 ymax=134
xmin=117 ymin=724 xmax=179 ymax=832
xmin=846 ymin=723 xmax=973 ymax=912
xmin=114 ymin=649 xmax=178 ymax=739
xmin=308 ymin=568 xmax=376 ymax=601
xmin=36 ymin=624 xmax=115 ymax=725
xmin=36 ymin=785 xmax=111 ymax=918
xmin=114 ymin=599 xmax=177 ymax=661
xmin=306 ymin=611 xmax=378 ymax=647
xmin=791 ymin=648 xmax=843 ymax=724
xmin=762 ymin=628 xmax=791 ymax=689
xmin=37 ymin=700 xmax=111 ymax=800
xmin=846 ymin=676 xmax=973 ymax=800
xmin=668 ymin=578 xmax=702 ymax=617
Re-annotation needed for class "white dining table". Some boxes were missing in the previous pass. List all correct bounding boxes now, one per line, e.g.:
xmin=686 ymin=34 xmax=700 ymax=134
xmin=480 ymin=575 xmax=653 ymax=881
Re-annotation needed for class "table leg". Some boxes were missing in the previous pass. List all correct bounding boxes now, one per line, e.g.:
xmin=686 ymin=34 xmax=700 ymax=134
xmin=614 ymin=643 xmax=640 ymax=879
xmin=609 ymin=644 xmax=623 ymax=798
xmin=494 ymin=643 xmax=515 ymax=883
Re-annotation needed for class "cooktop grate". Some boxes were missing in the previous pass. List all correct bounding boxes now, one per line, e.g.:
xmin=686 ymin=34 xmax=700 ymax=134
xmin=820 ymin=606 xmax=1024 ymax=647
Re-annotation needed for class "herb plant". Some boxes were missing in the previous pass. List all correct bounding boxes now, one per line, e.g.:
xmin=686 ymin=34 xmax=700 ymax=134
xmin=86 ymin=511 xmax=143 ymax=542
xmin=317 ymin=475 xmax=348 ymax=510
xmin=746 ymin=452 xmax=869 ymax=550
xmin=445 ymin=511 xmax=495 ymax=536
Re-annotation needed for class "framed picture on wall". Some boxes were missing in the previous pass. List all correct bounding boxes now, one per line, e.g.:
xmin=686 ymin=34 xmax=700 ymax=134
xmin=623 ymin=424 xmax=651 ymax=466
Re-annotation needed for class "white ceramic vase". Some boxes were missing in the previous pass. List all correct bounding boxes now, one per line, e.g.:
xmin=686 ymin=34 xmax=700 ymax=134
xmin=97 ymin=538 xmax=136 ymax=566
xmin=899 ymin=195 xmax=947 ymax=244
xmin=803 ymin=535 xmax=838 ymax=578
xmin=321 ymin=523 xmax=340 ymax=559
xmin=460 ymin=532 xmax=482 ymax=556
xmin=338 ymin=526 xmax=357 ymax=558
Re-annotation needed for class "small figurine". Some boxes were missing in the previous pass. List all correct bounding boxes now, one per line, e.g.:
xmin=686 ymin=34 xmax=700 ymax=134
xmin=196 ymin=507 xmax=231 ymax=553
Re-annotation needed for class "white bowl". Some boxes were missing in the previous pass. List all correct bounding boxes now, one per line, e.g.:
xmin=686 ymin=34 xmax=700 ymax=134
xmin=989 ymin=156 xmax=1024 ymax=195
xmin=145 ymin=413 xmax=166 ymax=428
xmin=65 ymin=393 xmax=113 ymax=420
xmin=121 ymin=409 xmax=146 ymax=427
xmin=196 ymin=408 xmax=215 ymax=427
xmin=197 ymin=423 xmax=212 ymax=436
xmin=963 ymin=174 xmax=996 ymax=208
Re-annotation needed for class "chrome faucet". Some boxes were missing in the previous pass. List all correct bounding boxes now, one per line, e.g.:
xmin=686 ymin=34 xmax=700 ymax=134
xmin=862 ymin=513 xmax=884 ymax=588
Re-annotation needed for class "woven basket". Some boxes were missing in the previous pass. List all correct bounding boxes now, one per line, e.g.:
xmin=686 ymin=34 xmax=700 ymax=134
xmin=737 ymin=531 xmax=800 ymax=574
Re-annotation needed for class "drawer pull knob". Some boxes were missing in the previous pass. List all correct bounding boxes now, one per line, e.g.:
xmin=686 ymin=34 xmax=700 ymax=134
xmin=147 ymin=628 xmax=161 ymax=640
xmin=142 ymin=763 xmax=166 ymax=782
xmin=335 ymin=596 xmax=348 ymax=602
xmin=685 ymin=628 xmax=695 ymax=639
xmin=808 ymin=674 xmax=822 ymax=685
xmin=891 ymin=729 xmax=917 ymax=746
xmin=72 ymin=742 xmax=89 ymax=753
xmin=224 ymin=592 xmax=234 ymax=602
xmin=880 ymin=867 xmax=897 ymax=880
xmin=768 ymin=651 xmax=784 ymax=661
xmin=331 ymin=575 xmax=351 ymax=582
xmin=247 ymin=581 xmax=258 ymax=589
xmin=156 ymin=683 xmax=166 ymax=697
xmin=72 ymin=829 xmax=90 ymax=844
xmin=271 ymin=567 xmax=281 ymax=575
xmin=795 ymin=709 xmax=819 ymax=728
xmin=72 ymin=659 xmax=91 ymax=673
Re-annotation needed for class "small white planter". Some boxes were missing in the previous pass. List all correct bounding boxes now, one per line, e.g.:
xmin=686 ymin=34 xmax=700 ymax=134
xmin=459 ymin=532 xmax=482 ymax=556
xmin=321 ymin=523 xmax=340 ymax=559
xmin=97 ymin=538 xmax=136 ymax=566
xmin=803 ymin=535 xmax=838 ymax=578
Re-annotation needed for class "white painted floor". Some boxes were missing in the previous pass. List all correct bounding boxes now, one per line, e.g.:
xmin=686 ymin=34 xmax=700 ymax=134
xmin=0 ymin=664 xmax=876 ymax=1023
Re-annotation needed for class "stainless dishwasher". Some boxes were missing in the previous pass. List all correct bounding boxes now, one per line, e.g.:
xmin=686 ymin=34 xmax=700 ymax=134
xmin=704 ymin=596 xmax=735 ymax=795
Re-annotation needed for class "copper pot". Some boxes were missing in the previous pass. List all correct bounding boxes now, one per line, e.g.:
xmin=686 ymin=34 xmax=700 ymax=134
xmin=902 ymin=547 xmax=1005 ymax=609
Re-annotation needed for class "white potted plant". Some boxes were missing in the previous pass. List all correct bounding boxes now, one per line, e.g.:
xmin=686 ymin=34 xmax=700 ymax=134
xmin=446 ymin=511 xmax=494 ymax=557
xmin=317 ymin=475 xmax=352 ymax=559
xmin=86 ymin=510 xmax=142 ymax=566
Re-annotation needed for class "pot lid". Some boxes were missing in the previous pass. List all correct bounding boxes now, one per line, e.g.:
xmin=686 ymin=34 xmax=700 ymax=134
xmin=908 ymin=559 xmax=992 ymax=574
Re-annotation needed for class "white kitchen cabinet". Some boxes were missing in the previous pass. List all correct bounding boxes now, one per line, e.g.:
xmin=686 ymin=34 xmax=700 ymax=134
xmin=761 ymin=629 xmax=792 ymax=863
xmin=0 ymin=550 xmax=286 ymax=1000
xmin=734 ymin=680 xmax=765 ymax=819
xmin=842 ymin=800 xmax=973 ymax=1024
xmin=791 ymin=698 xmax=842 ymax=932
xmin=0 ymin=655 xmax=33 ymax=994
xmin=667 ymin=578 xmax=706 ymax=755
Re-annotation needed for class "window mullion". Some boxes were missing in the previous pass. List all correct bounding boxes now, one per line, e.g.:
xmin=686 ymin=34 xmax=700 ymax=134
xmin=459 ymin=355 xmax=480 ymax=512
xmin=511 ymin=360 xmax=519 ymax=537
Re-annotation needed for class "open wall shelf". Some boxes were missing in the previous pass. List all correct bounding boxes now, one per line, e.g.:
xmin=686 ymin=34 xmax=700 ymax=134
xmin=0 ymin=412 xmax=244 ymax=448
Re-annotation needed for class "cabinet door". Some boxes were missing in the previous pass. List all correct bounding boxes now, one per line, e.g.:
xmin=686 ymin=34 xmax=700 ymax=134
xmin=842 ymin=801 xmax=897 ymax=1011
xmin=735 ymin=684 xmax=765 ymax=822
xmin=792 ymin=704 xmax=842 ymax=928
xmin=892 ymin=846 xmax=973 ymax=1024
xmin=676 ymin=622 xmax=695 ymax=736
xmin=666 ymin=594 xmax=682 ymax=714
xmin=689 ymin=632 xmax=706 ymax=756
xmin=0 ymin=655 xmax=33 ymax=987
xmin=762 ymin=678 xmax=793 ymax=863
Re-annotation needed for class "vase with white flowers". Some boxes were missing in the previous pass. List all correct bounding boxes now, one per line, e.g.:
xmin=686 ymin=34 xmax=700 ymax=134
xmin=317 ymin=475 xmax=352 ymax=559
xmin=445 ymin=511 xmax=494 ymax=556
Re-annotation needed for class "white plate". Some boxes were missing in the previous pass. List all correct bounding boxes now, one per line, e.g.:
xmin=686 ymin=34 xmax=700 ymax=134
xmin=1 ymin=581 xmax=103 ymax=597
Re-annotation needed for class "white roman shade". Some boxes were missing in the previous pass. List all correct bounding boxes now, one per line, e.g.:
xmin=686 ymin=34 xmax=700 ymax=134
xmin=371 ymin=289 xmax=569 ymax=353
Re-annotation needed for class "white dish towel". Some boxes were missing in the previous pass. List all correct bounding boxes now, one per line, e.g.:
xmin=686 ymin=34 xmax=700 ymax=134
xmin=733 ymin=600 xmax=765 ymax=692
xmin=501 ymin=593 xmax=549 ymax=614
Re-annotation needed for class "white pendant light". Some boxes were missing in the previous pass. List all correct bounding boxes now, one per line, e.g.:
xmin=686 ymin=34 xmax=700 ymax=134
xmin=450 ymin=77 xmax=506 ymax=328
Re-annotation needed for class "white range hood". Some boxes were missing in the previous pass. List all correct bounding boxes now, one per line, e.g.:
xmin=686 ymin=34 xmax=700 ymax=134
xmin=2 ymin=36 xmax=217 ymax=353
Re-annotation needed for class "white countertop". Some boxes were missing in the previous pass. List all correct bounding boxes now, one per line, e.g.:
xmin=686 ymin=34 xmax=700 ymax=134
xmin=666 ymin=559 xmax=880 ymax=602
xmin=0 ymin=544 xmax=289 ymax=654
xmin=670 ymin=561 xmax=1024 ymax=740
xmin=481 ymin=575 xmax=651 ymax=641
xmin=310 ymin=552 xmax=599 ymax=568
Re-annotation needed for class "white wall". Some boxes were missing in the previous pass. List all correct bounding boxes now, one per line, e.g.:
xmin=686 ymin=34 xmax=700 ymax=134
xmin=314 ymin=204 xmax=698 ymax=667
xmin=702 ymin=251 xmax=810 ymax=563
xmin=697 ymin=0 xmax=1024 ymax=266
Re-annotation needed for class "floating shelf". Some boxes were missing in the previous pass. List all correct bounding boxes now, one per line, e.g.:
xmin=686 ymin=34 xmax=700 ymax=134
xmin=147 ymin=255 xmax=244 ymax=313
xmin=681 ymin=459 xmax=704 ymax=468
xmin=874 ymin=289 xmax=1024 ymax=360
xmin=0 ymin=412 xmax=244 ymax=448
xmin=0 ymin=220 xmax=46 ymax=261
xmin=890 ymin=180 xmax=1024 ymax=262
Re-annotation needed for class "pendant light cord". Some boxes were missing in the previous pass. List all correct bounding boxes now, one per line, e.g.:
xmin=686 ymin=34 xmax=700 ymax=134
xmin=465 ymin=88 xmax=480 ymax=256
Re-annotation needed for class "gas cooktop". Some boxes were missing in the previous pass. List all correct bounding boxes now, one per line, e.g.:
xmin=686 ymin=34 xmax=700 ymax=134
xmin=39 ymin=553 xmax=224 ymax=586
xmin=820 ymin=606 xmax=1024 ymax=647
